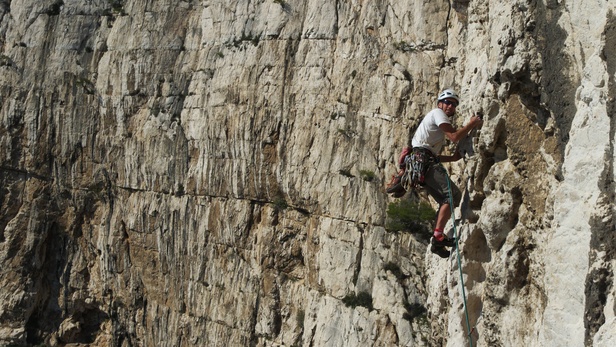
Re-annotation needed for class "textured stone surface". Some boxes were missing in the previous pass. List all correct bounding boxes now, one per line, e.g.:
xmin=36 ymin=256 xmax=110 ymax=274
xmin=1 ymin=0 xmax=615 ymax=346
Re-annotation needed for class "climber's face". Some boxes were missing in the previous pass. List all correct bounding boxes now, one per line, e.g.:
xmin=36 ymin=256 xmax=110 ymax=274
xmin=438 ymin=98 xmax=458 ymax=116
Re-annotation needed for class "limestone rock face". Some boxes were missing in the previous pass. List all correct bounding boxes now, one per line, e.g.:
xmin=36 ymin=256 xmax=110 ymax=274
xmin=0 ymin=0 xmax=615 ymax=346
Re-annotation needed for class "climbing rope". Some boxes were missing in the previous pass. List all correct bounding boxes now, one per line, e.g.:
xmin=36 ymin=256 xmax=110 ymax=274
xmin=444 ymin=166 xmax=474 ymax=347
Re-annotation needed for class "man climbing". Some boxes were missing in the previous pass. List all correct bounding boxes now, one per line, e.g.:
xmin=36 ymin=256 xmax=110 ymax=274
xmin=410 ymin=89 xmax=483 ymax=257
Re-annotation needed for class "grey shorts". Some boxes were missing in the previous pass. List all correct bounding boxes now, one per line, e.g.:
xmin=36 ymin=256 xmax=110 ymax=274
xmin=423 ymin=164 xmax=461 ymax=206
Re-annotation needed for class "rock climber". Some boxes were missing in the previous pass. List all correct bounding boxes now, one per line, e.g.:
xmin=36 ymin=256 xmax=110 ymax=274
xmin=410 ymin=89 xmax=483 ymax=257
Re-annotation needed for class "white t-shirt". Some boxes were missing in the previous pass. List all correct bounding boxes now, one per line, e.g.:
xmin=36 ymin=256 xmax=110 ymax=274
xmin=411 ymin=108 xmax=451 ymax=155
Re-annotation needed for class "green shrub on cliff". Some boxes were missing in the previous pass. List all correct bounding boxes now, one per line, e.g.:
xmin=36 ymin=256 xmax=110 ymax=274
xmin=385 ymin=199 xmax=435 ymax=233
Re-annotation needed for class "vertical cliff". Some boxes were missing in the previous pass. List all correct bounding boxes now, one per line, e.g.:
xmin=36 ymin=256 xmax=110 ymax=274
xmin=1 ymin=0 xmax=615 ymax=346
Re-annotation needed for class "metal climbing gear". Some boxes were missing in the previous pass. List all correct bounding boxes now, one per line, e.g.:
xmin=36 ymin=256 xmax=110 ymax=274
xmin=402 ymin=147 xmax=438 ymax=191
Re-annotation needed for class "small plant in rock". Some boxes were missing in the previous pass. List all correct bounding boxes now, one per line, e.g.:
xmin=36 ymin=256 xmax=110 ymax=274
xmin=273 ymin=196 xmax=288 ymax=210
xmin=342 ymin=291 xmax=373 ymax=310
xmin=359 ymin=169 xmax=376 ymax=182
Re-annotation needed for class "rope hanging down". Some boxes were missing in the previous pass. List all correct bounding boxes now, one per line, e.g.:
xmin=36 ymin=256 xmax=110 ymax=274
xmin=444 ymin=166 xmax=474 ymax=347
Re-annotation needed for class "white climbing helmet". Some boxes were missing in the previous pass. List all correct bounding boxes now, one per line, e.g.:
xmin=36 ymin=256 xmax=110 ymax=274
xmin=437 ymin=89 xmax=460 ymax=103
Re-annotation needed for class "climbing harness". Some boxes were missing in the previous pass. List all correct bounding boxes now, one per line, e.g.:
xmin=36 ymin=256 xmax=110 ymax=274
xmin=402 ymin=148 xmax=438 ymax=191
xmin=385 ymin=147 xmax=437 ymax=197
xmin=444 ymin=167 xmax=474 ymax=347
